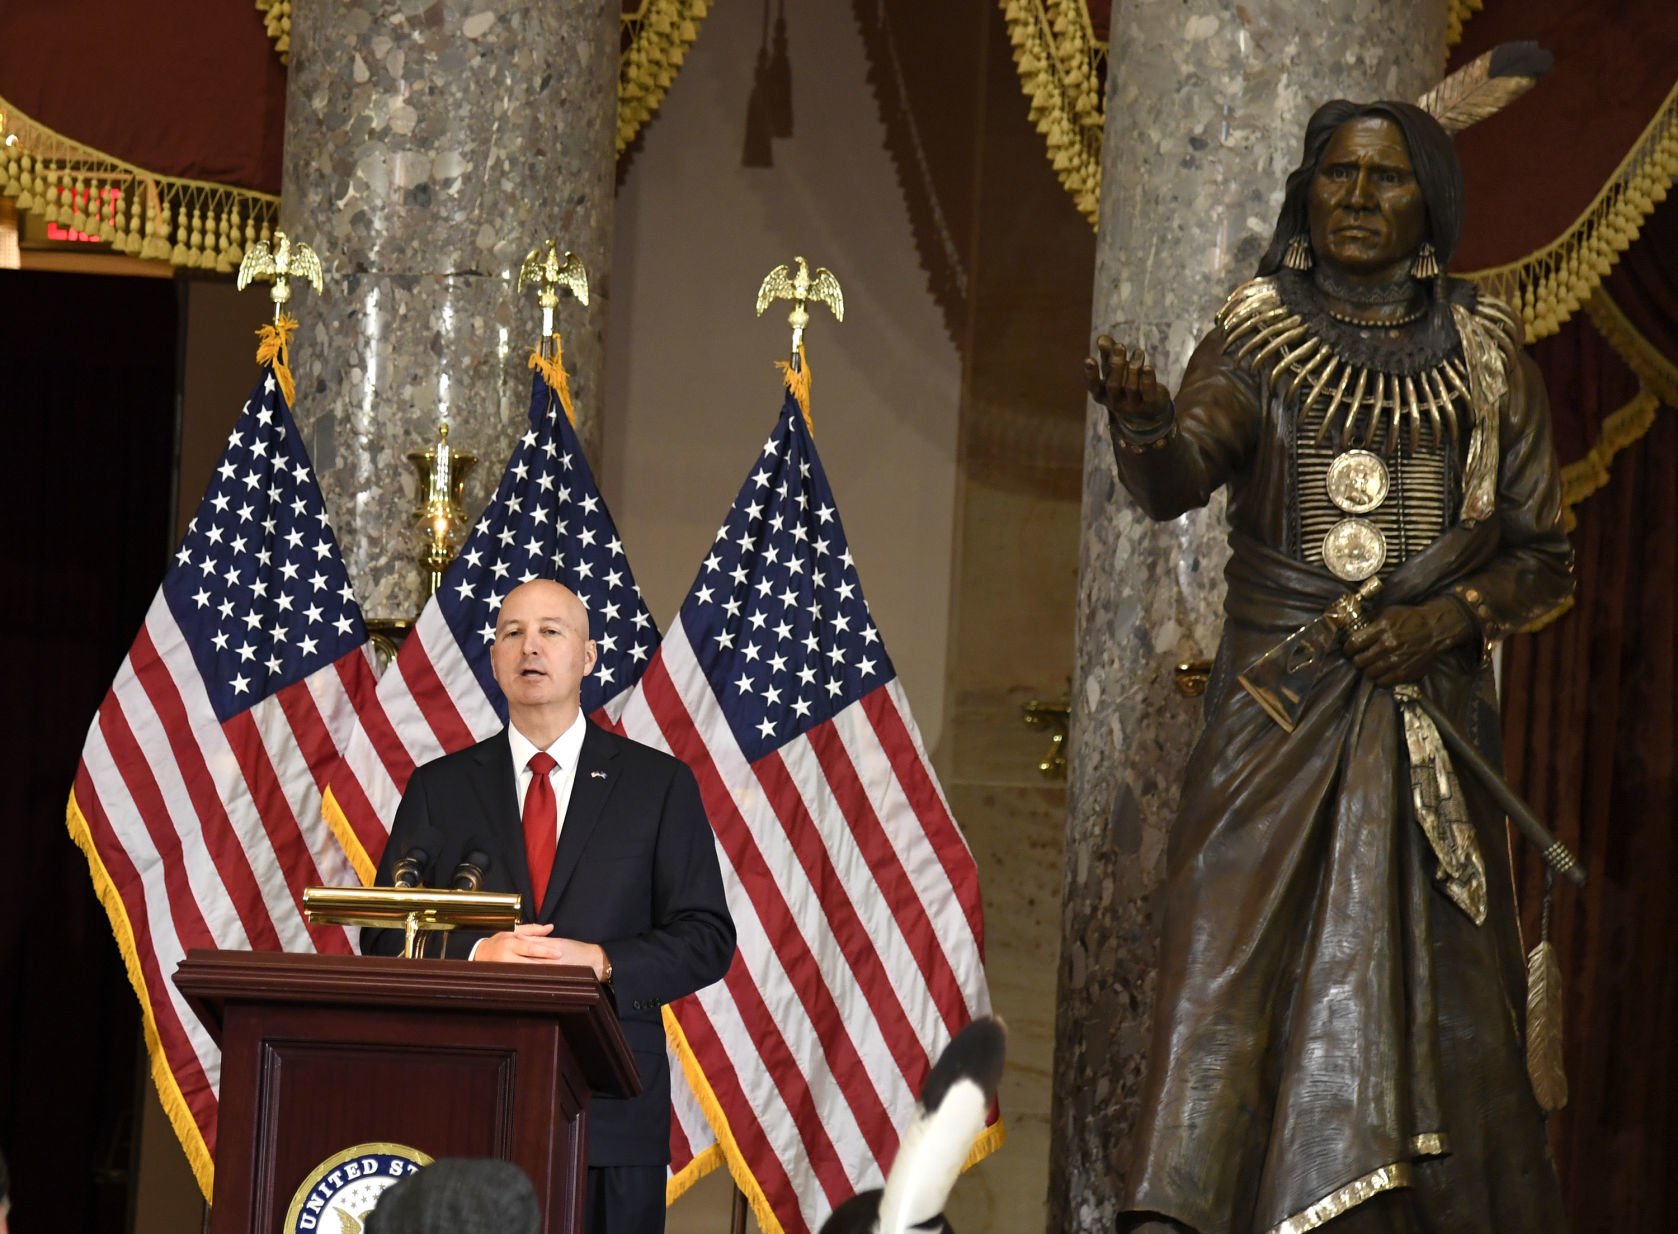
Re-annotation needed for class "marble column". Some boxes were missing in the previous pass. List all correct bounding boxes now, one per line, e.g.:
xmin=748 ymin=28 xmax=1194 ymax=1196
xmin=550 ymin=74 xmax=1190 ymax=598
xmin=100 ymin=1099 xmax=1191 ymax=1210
xmin=1049 ymin=3 xmax=1446 ymax=1230
xmin=280 ymin=0 xmax=618 ymax=619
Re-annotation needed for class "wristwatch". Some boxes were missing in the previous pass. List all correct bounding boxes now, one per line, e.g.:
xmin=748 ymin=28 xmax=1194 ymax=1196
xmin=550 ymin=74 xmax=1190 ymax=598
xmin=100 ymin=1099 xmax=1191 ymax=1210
xmin=600 ymin=948 xmax=613 ymax=986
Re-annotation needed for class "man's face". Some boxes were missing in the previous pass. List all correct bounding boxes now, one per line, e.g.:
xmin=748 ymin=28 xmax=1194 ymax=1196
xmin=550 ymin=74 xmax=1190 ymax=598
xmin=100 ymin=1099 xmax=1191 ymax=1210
xmin=1307 ymin=116 xmax=1428 ymax=278
xmin=489 ymin=580 xmax=597 ymax=716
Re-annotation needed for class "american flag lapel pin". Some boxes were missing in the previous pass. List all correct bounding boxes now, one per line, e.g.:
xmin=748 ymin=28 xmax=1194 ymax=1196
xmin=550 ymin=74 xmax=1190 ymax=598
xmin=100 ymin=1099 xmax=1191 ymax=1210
xmin=590 ymin=770 xmax=607 ymax=779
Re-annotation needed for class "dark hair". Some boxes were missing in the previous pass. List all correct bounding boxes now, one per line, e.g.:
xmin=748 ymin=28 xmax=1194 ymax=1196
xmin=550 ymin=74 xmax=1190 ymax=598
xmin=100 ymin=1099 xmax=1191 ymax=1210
xmin=366 ymin=1159 xmax=538 ymax=1234
xmin=1256 ymin=99 xmax=1464 ymax=276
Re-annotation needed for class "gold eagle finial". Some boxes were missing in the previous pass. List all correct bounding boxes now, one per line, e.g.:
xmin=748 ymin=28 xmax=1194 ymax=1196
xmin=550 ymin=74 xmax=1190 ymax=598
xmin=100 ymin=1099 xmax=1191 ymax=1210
xmin=517 ymin=241 xmax=590 ymax=342
xmin=756 ymin=256 xmax=844 ymax=360
xmin=237 ymin=230 xmax=324 ymax=321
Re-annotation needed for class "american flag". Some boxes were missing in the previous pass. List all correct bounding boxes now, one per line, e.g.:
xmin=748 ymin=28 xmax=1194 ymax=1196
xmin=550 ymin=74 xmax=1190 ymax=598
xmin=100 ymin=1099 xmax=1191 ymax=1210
xmin=323 ymin=364 xmax=725 ymax=1192
xmin=325 ymin=366 xmax=660 ymax=874
xmin=618 ymin=390 xmax=996 ymax=1234
xmin=65 ymin=361 xmax=375 ymax=1194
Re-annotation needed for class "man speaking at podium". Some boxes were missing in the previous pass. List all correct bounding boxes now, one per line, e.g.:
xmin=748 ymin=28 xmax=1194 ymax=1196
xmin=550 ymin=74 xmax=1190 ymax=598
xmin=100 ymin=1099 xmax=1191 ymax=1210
xmin=364 ymin=579 xmax=736 ymax=1234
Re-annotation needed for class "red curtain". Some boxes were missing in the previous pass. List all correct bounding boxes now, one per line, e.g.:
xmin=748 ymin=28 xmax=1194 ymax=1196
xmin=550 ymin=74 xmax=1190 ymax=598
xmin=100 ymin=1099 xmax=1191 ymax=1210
xmin=1450 ymin=0 xmax=1678 ymax=270
xmin=1502 ymin=201 xmax=1678 ymax=1231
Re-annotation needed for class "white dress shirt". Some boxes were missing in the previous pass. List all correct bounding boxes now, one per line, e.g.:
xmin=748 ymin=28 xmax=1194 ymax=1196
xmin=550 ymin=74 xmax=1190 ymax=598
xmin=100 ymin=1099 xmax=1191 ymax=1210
xmin=508 ymin=708 xmax=588 ymax=851
xmin=470 ymin=712 xmax=588 ymax=961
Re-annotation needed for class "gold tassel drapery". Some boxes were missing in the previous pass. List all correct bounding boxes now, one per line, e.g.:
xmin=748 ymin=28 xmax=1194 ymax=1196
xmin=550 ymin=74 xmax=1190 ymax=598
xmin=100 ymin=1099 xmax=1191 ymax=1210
xmin=998 ymin=0 xmax=1104 ymax=225
xmin=0 ymin=95 xmax=279 ymax=273
xmin=619 ymin=0 xmax=715 ymax=154
xmin=1467 ymin=78 xmax=1678 ymax=342
xmin=996 ymin=1 xmax=1677 ymax=343
xmin=1 ymin=0 xmax=716 ymax=275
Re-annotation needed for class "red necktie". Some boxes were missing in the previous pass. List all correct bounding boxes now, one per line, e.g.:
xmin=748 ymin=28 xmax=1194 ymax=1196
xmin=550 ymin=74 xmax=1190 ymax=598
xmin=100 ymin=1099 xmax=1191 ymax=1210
xmin=523 ymin=751 xmax=558 ymax=910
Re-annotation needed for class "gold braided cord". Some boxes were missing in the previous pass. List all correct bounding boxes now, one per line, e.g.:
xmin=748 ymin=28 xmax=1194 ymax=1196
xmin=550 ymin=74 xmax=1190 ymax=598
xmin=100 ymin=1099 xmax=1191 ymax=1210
xmin=1463 ymin=77 xmax=1678 ymax=341
xmin=1586 ymin=287 xmax=1678 ymax=408
xmin=1558 ymin=387 xmax=1660 ymax=532
xmin=1522 ymin=291 xmax=1673 ymax=631
xmin=998 ymin=0 xmax=1104 ymax=224
xmin=0 ymin=95 xmax=279 ymax=272
xmin=1547 ymin=289 xmax=1678 ymax=528
xmin=248 ymin=1 xmax=713 ymax=154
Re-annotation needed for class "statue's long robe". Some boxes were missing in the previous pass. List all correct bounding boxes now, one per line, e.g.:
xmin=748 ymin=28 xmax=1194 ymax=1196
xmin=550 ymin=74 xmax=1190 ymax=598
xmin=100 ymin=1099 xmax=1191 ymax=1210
xmin=1114 ymin=313 xmax=1573 ymax=1234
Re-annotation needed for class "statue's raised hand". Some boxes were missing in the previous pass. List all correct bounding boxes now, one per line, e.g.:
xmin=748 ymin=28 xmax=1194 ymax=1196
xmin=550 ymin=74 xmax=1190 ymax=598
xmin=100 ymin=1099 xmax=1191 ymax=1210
xmin=1085 ymin=335 xmax=1172 ymax=425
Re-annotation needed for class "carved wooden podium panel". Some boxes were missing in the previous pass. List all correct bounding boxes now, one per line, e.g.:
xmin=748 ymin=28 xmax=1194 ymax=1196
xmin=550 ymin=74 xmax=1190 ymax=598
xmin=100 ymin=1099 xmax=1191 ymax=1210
xmin=175 ymin=950 xmax=639 ymax=1234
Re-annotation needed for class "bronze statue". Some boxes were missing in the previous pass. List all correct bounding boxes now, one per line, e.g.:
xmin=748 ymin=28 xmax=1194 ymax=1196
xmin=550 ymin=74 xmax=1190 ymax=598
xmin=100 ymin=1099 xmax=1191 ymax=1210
xmin=1086 ymin=100 xmax=1573 ymax=1234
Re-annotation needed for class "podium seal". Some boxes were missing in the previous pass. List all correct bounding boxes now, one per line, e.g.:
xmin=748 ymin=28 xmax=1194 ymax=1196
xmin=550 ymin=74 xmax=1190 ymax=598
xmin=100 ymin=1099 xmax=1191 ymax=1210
xmin=283 ymin=1142 xmax=433 ymax=1233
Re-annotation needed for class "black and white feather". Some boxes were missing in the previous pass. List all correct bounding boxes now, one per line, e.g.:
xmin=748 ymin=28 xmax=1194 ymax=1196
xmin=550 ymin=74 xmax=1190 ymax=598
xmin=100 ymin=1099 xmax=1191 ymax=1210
xmin=817 ymin=1017 xmax=1006 ymax=1234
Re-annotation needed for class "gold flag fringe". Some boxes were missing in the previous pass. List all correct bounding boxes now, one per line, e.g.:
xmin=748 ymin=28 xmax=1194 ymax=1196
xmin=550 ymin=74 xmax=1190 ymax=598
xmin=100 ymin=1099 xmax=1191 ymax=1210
xmin=998 ymin=0 xmax=1104 ymax=225
xmin=529 ymin=334 xmax=578 ymax=427
xmin=776 ymin=343 xmax=813 ymax=433
xmin=1464 ymin=77 xmax=1678 ymax=341
xmin=320 ymin=784 xmax=378 ymax=888
xmin=256 ymin=314 xmax=300 ymax=409
xmin=249 ymin=1 xmax=711 ymax=156
xmin=0 ymin=94 xmax=279 ymax=273
xmin=66 ymin=790 xmax=216 ymax=1199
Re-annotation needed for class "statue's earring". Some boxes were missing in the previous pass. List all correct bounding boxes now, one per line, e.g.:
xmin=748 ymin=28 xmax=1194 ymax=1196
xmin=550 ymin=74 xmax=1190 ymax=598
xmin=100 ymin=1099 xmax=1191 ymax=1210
xmin=1411 ymin=242 xmax=1440 ymax=280
xmin=1283 ymin=235 xmax=1313 ymax=271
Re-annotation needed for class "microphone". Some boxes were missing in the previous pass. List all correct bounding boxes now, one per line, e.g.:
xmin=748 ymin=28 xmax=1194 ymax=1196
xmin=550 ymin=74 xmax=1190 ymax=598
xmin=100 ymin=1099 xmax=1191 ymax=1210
xmin=390 ymin=823 xmax=443 ymax=889
xmin=449 ymin=844 xmax=492 ymax=893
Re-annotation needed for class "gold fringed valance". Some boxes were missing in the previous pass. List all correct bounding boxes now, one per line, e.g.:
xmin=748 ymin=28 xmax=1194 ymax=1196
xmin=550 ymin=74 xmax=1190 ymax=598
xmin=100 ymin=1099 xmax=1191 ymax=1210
xmin=999 ymin=2 xmax=1678 ymax=345
xmin=0 ymin=96 xmax=279 ymax=272
xmin=998 ymin=0 xmax=1104 ymax=225
xmin=1445 ymin=0 xmax=1483 ymax=50
xmin=619 ymin=0 xmax=714 ymax=154
xmin=255 ymin=0 xmax=291 ymax=62
xmin=995 ymin=0 xmax=1484 ymax=229
xmin=247 ymin=0 xmax=713 ymax=155
xmin=1463 ymin=77 xmax=1678 ymax=342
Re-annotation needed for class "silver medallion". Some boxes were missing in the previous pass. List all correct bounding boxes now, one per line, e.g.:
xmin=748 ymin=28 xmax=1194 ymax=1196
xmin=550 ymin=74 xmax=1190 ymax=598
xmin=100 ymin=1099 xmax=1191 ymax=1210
xmin=1325 ymin=449 xmax=1390 ymax=514
xmin=1322 ymin=518 xmax=1388 ymax=581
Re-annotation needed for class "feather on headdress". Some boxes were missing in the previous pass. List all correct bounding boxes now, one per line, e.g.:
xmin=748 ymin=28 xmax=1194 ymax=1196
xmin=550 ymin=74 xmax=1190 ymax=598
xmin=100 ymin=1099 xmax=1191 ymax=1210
xmin=1417 ymin=41 xmax=1554 ymax=134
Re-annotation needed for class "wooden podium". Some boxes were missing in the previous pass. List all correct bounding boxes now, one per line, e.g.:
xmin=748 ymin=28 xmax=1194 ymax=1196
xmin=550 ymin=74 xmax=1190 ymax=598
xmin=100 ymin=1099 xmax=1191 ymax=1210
xmin=175 ymin=949 xmax=640 ymax=1234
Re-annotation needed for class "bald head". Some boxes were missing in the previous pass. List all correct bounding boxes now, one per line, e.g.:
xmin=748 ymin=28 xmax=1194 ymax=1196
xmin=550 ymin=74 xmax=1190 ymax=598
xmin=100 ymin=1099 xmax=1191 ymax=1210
xmin=501 ymin=579 xmax=588 ymax=633
xmin=490 ymin=580 xmax=597 ymax=743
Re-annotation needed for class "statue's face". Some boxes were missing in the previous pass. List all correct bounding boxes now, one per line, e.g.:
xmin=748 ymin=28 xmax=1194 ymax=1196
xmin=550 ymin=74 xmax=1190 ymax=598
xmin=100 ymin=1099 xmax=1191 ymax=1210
xmin=1307 ymin=116 xmax=1428 ymax=279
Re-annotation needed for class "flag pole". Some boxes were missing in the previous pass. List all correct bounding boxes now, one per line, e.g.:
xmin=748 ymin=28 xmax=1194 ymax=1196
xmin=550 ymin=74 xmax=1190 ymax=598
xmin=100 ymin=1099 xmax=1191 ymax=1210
xmin=755 ymin=255 xmax=843 ymax=426
xmin=519 ymin=239 xmax=590 ymax=427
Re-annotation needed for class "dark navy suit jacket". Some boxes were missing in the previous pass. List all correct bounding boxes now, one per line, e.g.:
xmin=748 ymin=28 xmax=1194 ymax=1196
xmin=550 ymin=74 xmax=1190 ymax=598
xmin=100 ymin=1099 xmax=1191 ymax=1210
xmin=363 ymin=721 xmax=736 ymax=1166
